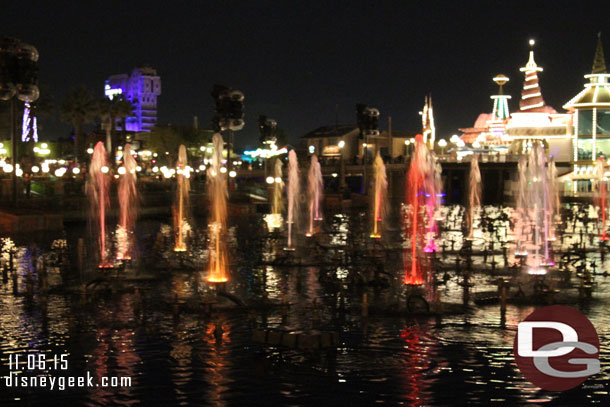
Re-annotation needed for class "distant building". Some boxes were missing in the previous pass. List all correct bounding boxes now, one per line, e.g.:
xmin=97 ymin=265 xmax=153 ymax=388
xmin=459 ymin=42 xmax=572 ymax=161
xmin=302 ymin=124 xmax=412 ymax=163
xmin=563 ymin=34 xmax=610 ymax=191
xmin=104 ymin=66 xmax=161 ymax=132
xmin=302 ymin=125 xmax=359 ymax=161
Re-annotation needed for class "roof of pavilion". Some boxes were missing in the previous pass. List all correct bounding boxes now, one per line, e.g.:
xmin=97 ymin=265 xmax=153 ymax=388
xmin=302 ymin=125 xmax=358 ymax=139
xmin=563 ymin=74 xmax=610 ymax=109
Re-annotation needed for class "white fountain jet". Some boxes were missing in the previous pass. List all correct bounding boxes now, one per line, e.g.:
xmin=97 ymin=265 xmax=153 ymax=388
xmin=306 ymin=154 xmax=323 ymax=237
xmin=116 ymin=143 xmax=138 ymax=260
xmin=466 ymin=155 xmax=481 ymax=240
xmin=370 ymin=152 xmax=387 ymax=239
xmin=284 ymin=150 xmax=300 ymax=251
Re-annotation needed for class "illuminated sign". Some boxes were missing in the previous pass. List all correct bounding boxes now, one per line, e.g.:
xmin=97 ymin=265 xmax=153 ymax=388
xmin=104 ymin=84 xmax=123 ymax=100
xmin=244 ymin=145 xmax=288 ymax=159
xmin=322 ymin=145 xmax=341 ymax=156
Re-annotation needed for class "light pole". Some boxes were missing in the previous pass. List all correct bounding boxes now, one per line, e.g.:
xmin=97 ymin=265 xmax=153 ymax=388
xmin=438 ymin=139 xmax=447 ymax=156
xmin=0 ymin=37 xmax=40 ymax=207
xmin=362 ymin=142 xmax=368 ymax=194
xmin=211 ymin=85 xmax=244 ymax=190
xmin=338 ymin=139 xmax=346 ymax=192
xmin=356 ymin=103 xmax=380 ymax=195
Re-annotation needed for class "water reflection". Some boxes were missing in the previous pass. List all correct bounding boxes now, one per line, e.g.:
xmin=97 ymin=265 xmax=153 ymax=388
xmin=0 ymin=206 xmax=608 ymax=406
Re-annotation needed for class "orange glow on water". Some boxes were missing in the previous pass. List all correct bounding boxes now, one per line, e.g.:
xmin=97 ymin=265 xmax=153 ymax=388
xmin=208 ymin=276 xmax=229 ymax=283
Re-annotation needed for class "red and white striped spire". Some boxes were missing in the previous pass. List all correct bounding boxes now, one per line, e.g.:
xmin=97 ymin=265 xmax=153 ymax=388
xmin=519 ymin=39 xmax=547 ymax=112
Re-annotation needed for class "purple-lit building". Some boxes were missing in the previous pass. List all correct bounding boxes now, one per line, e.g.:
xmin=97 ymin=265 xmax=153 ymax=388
xmin=104 ymin=66 xmax=161 ymax=132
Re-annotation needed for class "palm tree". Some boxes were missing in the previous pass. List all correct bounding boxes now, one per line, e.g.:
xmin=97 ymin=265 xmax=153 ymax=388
xmin=98 ymin=95 xmax=134 ymax=160
xmin=60 ymin=85 xmax=98 ymax=162
xmin=97 ymin=96 xmax=117 ymax=156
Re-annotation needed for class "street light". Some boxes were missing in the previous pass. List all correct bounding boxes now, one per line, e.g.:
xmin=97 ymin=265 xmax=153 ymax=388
xmin=438 ymin=139 xmax=448 ymax=155
xmin=338 ymin=139 xmax=346 ymax=191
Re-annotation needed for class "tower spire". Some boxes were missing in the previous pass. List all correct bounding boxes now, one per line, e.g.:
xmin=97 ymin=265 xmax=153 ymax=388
xmin=491 ymin=74 xmax=511 ymax=121
xmin=488 ymin=74 xmax=511 ymax=143
xmin=519 ymin=39 xmax=547 ymax=112
xmin=592 ymin=32 xmax=607 ymax=74
xmin=421 ymin=94 xmax=435 ymax=147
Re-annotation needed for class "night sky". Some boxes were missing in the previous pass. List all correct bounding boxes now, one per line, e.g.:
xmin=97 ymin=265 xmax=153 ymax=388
xmin=2 ymin=1 xmax=610 ymax=150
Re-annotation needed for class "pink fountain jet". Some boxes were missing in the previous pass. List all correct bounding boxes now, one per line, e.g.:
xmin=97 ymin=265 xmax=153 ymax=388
xmin=87 ymin=142 xmax=111 ymax=268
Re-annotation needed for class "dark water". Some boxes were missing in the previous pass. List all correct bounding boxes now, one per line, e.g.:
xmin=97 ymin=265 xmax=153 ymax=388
xmin=0 ymin=206 xmax=608 ymax=406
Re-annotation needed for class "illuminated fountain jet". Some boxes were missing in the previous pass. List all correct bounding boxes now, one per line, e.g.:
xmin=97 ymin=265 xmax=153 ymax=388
xmin=306 ymin=154 xmax=323 ymax=237
xmin=207 ymin=134 xmax=229 ymax=283
xmin=87 ymin=142 xmax=111 ymax=268
xmin=370 ymin=151 xmax=387 ymax=239
xmin=547 ymin=156 xmax=560 ymax=242
xmin=284 ymin=150 xmax=300 ymax=251
xmin=423 ymin=151 xmax=442 ymax=253
xmin=466 ymin=155 xmax=481 ymax=240
xmin=173 ymin=145 xmax=191 ymax=252
xmin=525 ymin=142 xmax=555 ymax=274
xmin=404 ymin=134 xmax=438 ymax=285
xmin=264 ymin=158 xmax=284 ymax=231
xmin=595 ymin=158 xmax=609 ymax=241
xmin=116 ymin=143 xmax=138 ymax=260
xmin=514 ymin=156 xmax=529 ymax=256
